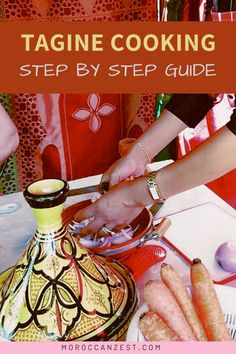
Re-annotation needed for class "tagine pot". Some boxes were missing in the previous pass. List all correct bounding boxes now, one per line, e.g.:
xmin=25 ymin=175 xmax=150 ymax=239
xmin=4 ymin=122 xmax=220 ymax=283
xmin=0 ymin=179 xmax=138 ymax=341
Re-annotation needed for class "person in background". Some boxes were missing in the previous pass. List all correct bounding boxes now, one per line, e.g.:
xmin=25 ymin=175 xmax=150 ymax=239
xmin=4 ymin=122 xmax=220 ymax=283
xmin=74 ymin=94 xmax=236 ymax=236
xmin=0 ymin=103 xmax=19 ymax=169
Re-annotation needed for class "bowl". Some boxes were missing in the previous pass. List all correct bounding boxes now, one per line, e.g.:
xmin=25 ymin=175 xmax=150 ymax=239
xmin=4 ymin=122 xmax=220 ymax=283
xmin=62 ymin=200 xmax=153 ymax=259
xmin=126 ymin=284 xmax=236 ymax=341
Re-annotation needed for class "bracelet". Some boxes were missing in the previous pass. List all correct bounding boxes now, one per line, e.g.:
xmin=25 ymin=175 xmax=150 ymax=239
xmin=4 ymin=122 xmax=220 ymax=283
xmin=147 ymin=171 xmax=165 ymax=204
xmin=135 ymin=140 xmax=151 ymax=163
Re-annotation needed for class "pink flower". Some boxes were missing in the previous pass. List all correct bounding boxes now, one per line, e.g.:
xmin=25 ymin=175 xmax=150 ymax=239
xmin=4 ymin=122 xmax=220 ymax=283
xmin=72 ymin=94 xmax=116 ymax=133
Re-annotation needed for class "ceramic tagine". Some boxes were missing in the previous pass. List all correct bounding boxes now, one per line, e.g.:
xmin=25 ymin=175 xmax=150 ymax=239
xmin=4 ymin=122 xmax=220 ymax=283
xmin=0 ymin=179 xmax=137 ymax=341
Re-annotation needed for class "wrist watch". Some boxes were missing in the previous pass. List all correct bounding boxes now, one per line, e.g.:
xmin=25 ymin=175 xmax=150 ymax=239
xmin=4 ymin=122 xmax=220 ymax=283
xmin=147 ymin=171 xmax=165 ymax=204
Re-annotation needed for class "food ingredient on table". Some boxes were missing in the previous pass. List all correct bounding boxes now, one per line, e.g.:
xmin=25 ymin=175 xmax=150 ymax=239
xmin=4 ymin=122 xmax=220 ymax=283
xmin=138 ymin=261 xmax=232 ymax=341
xmin=139 ymin=312 xmax=180 ymax=341
xmin=73 ymin=220 xmax=136 ymax=248
xmin=215 ymin=241 xmax=236 ymax=273
xmin=191 ymin=258 xmax=232 ymax=341
xmin=160 ymin=263 xmax=207 ymax=340
xmin=143 ymin=280 xmax=196 ymax=341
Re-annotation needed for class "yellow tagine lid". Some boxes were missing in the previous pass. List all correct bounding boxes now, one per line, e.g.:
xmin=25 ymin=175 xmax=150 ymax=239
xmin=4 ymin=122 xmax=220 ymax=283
xmin=0 ymin=179 xmax=137 ymax=341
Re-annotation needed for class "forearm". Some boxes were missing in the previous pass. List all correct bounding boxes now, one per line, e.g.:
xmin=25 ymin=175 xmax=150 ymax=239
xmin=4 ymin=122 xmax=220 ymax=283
xmin=158 ymin=126 xmax=236 ymax=198
xmin=128 ymin=109 xmax=187 ymax=161
xmin=125 ymin=93 xmax=214 ymax=168
xmin=129 ymin=126 xmax=236 ymax=206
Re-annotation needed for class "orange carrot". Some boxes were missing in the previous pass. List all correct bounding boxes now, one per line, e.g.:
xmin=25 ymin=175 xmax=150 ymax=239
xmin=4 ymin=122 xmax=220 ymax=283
xmin=143 ymin=280 xmax=196 ymax=341
xmin=161 ymin=263 xmax=207 ymax=341
xmin=139 ymin=312 xmax=180 ymax=341
xmin=191 ymin=258 xmax=232 ymax=341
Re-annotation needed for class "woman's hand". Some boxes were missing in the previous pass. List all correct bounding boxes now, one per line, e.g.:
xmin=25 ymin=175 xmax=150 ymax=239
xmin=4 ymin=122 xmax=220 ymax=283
xmin=101 ymin=143 xmax=149 ymax=188
xmin=75 ymin=177 xmax=153 ymax=236
xmin=101 ymin=109 xmax=189 ymax=189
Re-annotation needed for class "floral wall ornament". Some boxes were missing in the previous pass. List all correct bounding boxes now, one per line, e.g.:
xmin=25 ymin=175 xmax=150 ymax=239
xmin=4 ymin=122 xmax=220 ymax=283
xmin=72 ymin=93 xmax=116 ymax=134
xmin=31 ymin=0 xmax=53 ymax=16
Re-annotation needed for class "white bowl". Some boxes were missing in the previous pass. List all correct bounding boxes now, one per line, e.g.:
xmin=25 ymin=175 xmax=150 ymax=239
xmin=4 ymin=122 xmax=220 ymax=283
xmin=126 ymin=284 xmax=236 ymax=341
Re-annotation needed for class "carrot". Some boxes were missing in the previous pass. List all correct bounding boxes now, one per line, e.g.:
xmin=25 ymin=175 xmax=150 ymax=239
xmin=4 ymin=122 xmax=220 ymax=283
xmin=139 ymin=312 xmax=180 ymax=341
xmin=143 ymin=280 xmax=196 ymax=341
xmin=161 ymin=263 xmax=207 ymax=341
xmin=191 ymin=258 xmax=232 ymax=341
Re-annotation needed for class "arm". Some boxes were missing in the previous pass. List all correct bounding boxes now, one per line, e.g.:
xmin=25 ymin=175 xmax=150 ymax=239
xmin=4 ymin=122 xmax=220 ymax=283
xmin=103 ymin=94 xmax=214 ymax=186
xmin=133 ymin=109 xmax=187 ymax=159
xmin=76 ymin=125 xmax=236 ymax=235
xmin=159 ymin=103 xmax=236 ymax=198
xmin=132 ymin=93 xmax=214 ymax=160
xmin=103 ymin=109 xmax=187 ymax=186
xmin=0 ymin=103 xmax=19 ymax=166
xmin=157 ymin=126 xmax=236 ymax=198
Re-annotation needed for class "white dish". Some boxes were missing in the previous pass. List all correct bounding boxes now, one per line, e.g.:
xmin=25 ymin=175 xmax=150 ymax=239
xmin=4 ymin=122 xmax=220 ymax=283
xmin=162 ymin=203 xmax=236 ymax=283
xmin=126 ymin=284 xmax=236 ymax=341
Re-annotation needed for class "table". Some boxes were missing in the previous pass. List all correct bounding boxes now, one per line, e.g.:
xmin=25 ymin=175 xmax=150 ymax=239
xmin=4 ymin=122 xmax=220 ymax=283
xmin=0 ymin=161 xmax=236 ymax=288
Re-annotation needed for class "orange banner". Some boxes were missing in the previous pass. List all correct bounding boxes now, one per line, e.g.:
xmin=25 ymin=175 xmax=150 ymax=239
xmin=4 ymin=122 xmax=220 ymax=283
xmin=0 ymin=21 xmax=235 ymax=93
